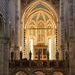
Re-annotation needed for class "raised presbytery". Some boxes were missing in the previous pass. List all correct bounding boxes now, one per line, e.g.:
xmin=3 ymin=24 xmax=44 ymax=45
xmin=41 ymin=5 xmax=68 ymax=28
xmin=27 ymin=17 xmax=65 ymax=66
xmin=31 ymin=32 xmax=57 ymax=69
xmin=0 ymin=0 xmax=75 ymax=75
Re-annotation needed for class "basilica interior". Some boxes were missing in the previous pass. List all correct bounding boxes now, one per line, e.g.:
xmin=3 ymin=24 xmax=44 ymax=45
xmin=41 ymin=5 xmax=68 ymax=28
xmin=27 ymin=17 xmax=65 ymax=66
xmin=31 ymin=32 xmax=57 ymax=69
xmin=10 ymin=0 xmax=64 ymax=75
xmin=1 ymin=0 xmax=74 ymax=75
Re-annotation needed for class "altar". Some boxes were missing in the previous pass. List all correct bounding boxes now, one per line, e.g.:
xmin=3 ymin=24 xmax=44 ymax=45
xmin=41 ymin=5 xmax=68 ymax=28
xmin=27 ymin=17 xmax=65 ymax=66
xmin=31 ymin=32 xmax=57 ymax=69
xmin=34 ymin=43 xmax=48 ymax=60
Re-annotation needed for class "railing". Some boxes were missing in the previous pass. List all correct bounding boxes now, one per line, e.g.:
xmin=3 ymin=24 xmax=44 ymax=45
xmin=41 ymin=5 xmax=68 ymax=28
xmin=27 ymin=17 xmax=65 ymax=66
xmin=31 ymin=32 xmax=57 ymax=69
xmin=9 ymin=59 xmax=64 ymax=69
xmin=9 ymin=50 xmax=65 ymax=69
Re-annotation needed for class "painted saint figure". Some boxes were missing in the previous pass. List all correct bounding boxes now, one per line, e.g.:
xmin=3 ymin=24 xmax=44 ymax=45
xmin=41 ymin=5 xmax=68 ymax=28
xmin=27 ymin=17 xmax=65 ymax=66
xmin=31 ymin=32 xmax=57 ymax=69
xmin=38 ymin=49 xmax=41 ymax=61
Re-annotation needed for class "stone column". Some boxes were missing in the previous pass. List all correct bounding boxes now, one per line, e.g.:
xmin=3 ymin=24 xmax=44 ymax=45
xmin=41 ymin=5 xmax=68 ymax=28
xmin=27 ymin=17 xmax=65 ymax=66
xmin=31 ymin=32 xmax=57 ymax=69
xmin=60 ymin=0 xmax=75 ymax=75
xmin=0 ymin=38 xmax=9 ymax=75
xmin=60 ymin=0 xmax=65 ymax=61
xmin=0 ymin=39 xmax=4 ymax=75
xmin=3 ymin=38 xmax=9 ymax=75
xmin=68 ymin=0 xmax=75 ymax=75
xmin=60 ymin=0 xmax=69 ymax=74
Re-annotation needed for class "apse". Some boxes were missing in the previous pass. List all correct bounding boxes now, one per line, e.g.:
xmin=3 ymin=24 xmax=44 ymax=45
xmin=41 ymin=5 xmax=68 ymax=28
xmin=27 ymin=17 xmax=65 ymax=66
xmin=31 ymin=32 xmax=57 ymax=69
xmin=21 ymin=0 xmax=58 ymax=60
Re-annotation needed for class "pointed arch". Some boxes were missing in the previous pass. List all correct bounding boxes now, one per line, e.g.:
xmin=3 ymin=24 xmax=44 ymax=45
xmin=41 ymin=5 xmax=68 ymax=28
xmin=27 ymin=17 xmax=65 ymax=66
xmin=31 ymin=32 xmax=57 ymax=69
xmin=21 ymin=0 xmax=59 ymax=60
xmin=22 ymin=0 xmax=58 ymax=28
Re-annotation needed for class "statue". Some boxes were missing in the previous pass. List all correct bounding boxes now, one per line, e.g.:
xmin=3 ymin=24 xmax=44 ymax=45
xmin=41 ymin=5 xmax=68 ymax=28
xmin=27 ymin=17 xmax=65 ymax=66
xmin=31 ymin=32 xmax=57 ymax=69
xmin=37 ymin=49 xmax=42 ymax=67
xmin=20 ymin=51 xmax=22 ymax=60
xmin=47 ymin=51 xmax=49 ymax=60
xmin=65 ymin=51 xmax=69 ymax=69
xmin=47 ymin=50 xmax=50 ymax=67
xmin=11 ymin=51 xmax=14 ymax=61
xmin=65 ymin=51 xmax=69 ymax=61
xmin=38 ymin=49 xmax=41 ymax=61
xmin=56 ymin=50 xmax=59 ymax=60
xmin=29 ymin=51 xmax=32 ymax=60
xmin=56 ymin=50 xmax=59 ymax=67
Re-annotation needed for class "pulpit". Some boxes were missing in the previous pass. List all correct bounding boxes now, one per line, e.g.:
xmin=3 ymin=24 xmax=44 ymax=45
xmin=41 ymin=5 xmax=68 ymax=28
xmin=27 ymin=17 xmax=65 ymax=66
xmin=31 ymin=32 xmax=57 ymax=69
xmin=34 ymin=43 xmax=48 ymax=60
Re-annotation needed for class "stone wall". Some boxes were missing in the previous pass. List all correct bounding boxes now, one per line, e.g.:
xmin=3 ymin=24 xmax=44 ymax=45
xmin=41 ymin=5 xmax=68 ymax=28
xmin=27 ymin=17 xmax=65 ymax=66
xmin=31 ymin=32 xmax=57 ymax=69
xmin=0 ymin=0 xmax=20 ymax=75
xmin=8 ymin=0 xmax=20 ymax=60
xmin=0 ymin=0 xmax=9 ymax=75
xmin=60 ymin=0 xmax=75 ymax=75
xmin=69 ymin=0 xmax=75 ymax=75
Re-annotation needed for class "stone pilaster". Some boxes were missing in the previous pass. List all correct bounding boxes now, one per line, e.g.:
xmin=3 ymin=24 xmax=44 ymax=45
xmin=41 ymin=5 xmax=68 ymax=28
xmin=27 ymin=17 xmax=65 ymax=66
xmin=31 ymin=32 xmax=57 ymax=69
xmin=60 ymin=0 xmax=75 ymax=75
xmin=0 ymin=0 xmax=9 ymax=75
xmin=68 ymin=0 xmax=75 ymax=75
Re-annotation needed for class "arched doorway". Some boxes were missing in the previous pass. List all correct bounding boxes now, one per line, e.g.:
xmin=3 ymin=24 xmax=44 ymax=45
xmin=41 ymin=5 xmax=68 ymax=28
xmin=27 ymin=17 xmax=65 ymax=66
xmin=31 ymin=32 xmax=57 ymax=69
xmin=21 ymin=0 xmax=61 ymax=60
xmin=53 ymin=71 xmax=64 ymax=75
xmin=15 ymin=71 xmax=28 ymax=75
xmin=33 ymin=71 xmax=45 ymax=75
